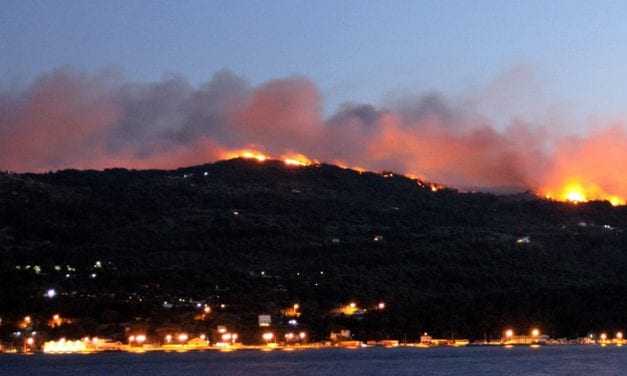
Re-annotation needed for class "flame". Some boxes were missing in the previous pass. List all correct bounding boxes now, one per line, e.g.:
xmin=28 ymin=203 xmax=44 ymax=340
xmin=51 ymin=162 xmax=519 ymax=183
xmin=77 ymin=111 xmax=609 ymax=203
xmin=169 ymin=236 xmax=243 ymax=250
xmin=221 ymin=149 xmax=317 ymax=167
xmin=542 ymin=180 xmax=625 ymax=206
xmin=222 ymin=147 xmax=627 ymax=206
xmin=218 ymin=148 xmax=448 ymax=191
xmin=281 ymin=153 xmax=316 ymax=167
xmin=221 ymin=149 xmax=269 ymax=162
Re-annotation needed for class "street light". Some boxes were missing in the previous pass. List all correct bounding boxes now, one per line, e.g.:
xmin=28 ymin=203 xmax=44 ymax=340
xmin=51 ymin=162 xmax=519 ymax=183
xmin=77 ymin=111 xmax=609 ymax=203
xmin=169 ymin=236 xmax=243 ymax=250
xmin=262 ymin=332 xmax=274 ymax=343
xmin=177 ymin=333 xmax=188 ymax=342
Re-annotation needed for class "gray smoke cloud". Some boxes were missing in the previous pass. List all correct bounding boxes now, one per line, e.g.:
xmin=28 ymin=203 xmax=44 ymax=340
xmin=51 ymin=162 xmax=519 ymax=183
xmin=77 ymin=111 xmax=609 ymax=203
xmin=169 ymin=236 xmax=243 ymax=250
xmin=4 ymin=66 xmax=626 ymax=200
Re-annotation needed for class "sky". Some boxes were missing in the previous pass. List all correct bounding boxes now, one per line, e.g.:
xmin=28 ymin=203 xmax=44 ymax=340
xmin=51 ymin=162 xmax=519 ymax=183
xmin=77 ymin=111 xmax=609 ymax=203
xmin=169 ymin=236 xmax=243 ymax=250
xmin=3 ymin=0 xmax=627 ymax=119
xmin=4 ymin=1 xmax=627 ymax=201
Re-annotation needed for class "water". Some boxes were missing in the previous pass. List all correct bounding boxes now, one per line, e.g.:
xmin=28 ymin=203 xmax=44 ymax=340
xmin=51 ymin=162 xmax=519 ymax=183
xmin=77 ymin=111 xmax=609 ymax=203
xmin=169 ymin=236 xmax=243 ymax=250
xmin=1 ymin=346 xmax=626 ymax=376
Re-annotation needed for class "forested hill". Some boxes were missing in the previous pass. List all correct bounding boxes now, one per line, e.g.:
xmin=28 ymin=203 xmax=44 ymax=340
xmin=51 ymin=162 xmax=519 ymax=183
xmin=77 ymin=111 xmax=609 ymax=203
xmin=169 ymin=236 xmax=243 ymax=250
xmin=2 ymin=158 xmax=627 ymax=340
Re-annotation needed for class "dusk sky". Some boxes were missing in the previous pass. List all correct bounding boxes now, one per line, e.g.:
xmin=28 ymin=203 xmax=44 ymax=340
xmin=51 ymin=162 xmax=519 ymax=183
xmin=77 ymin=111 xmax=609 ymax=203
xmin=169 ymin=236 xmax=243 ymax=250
xmin=3 ymin=0 xmax=627 ymax=119
xmin=4 ymin=1 xmax=627 ymax=201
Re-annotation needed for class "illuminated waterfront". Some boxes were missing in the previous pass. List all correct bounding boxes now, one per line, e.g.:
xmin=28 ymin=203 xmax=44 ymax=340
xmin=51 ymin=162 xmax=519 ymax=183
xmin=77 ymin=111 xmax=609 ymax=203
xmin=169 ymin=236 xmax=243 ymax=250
xmin=1 ymin=346 xmax=626 ymax=376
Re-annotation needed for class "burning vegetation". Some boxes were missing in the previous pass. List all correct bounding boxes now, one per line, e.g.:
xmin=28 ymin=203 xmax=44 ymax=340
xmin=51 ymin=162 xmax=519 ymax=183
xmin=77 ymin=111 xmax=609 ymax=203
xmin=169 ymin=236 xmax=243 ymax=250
xmin=542 ymin=180 xmax=625 ymax=206
xmin=3 ymin=68 xmax=627 ymax=207
xmin=219 ymin=148 xmax=624 ymax=206
xmin=220 ymin=150 xmax=317 ymax=168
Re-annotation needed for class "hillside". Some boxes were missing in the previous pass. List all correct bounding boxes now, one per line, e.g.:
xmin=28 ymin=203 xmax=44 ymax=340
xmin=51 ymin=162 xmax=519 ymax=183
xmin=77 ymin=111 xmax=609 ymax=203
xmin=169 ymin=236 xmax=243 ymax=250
xmin=1 ymin=158 xmax=627 ymax=341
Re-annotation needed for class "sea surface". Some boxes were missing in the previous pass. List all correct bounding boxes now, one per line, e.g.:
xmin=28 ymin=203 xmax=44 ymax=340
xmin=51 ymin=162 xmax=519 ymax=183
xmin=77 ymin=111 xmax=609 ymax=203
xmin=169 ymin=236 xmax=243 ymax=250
xmin=1 ymin=346 xmax=626 ymax=376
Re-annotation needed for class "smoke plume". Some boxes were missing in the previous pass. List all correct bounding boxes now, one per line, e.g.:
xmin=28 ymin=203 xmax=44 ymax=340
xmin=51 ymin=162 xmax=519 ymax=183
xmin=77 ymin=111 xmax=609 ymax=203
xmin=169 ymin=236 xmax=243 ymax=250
xmin=2 ymin=67 xmax=627 ymax=201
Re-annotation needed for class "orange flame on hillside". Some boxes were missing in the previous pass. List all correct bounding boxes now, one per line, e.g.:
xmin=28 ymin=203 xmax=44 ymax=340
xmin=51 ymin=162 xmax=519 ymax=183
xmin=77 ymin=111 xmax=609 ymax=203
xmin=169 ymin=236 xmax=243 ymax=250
xmin=220 ymin=149 xmax=318 ymax=167
xmin=542 ymin=180 xmax=625 ymax=206
xmin=219 ymin=148 xmax=452 ymax=195
xmin=281 ymin=153 xmax=316 ymax=167
xmin=221 ymin=149 xmax=269 ymax=162
xmin=220 ymin=148 xmax=627 ymax=206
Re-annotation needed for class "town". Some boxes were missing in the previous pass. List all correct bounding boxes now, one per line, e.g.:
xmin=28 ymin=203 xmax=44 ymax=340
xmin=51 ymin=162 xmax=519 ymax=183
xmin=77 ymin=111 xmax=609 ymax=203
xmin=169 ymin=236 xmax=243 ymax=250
xmin=1 ymin=300 xmax=624 ymax=354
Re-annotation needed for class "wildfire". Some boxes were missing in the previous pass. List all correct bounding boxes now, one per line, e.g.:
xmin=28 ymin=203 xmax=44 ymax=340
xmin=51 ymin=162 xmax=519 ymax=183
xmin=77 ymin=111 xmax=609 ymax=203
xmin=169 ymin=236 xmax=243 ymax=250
xmin=221 ymin=149 xmax=317 ymax=167
xmin=219 ymin=148 xmax=448 ymax=191
xmin=542 ymin=180 xmax=625 ymax=206
xmin=222 ymin=149 xmax=269 ymax=162
xmin=281 ymin=153 xmax=316 ymax=167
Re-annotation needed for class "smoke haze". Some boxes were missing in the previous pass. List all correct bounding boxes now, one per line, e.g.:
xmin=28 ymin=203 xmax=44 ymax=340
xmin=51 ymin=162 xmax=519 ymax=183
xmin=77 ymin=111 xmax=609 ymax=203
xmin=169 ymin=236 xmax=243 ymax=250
xmin=2 ymin=67 xmax=626 ymax=200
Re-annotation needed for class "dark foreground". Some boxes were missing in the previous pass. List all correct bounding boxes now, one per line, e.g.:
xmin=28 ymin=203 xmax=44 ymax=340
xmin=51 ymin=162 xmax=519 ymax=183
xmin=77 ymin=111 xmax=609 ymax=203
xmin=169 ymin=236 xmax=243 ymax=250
xmin=4 ymin=159 xmax=627 ymax=341
xmin=1 ymin=346 xmax=626 ymax=376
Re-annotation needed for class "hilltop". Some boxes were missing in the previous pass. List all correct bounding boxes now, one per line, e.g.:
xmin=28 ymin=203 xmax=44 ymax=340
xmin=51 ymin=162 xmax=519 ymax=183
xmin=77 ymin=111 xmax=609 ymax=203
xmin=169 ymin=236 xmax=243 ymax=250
xmin=1 ymin=158 xmax=627 ymax=341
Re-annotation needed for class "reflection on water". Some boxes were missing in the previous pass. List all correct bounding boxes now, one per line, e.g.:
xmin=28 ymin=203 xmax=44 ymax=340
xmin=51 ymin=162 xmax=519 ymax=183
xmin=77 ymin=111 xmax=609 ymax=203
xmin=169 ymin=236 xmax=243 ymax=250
xmin=1 ymin=346 xmax=626 ymax=376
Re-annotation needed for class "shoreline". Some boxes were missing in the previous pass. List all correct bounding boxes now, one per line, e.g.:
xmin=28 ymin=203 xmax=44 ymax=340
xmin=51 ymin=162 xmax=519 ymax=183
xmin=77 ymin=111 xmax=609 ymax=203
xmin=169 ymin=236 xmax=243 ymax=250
xmin=1 ymin=342 xmax=624 ymax=356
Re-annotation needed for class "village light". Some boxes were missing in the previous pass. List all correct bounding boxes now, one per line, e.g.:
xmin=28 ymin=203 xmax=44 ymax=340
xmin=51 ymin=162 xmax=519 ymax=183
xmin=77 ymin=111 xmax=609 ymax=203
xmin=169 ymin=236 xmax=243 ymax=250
xmin=20 ymin=316 xmax=32 ymax=328
xmin=177 ymin=333 xmax=189 ymax=342
xmin=222 ymin=333 xmax=232 ymax=341
xmin=531 ymin=328 xmax=540 ymax=337
xmin=378 ymin=302 xmax=386 ymax=310
xmin=135 ymin=334 xmax=146 ymax=344
xmin=299 ymin=332 xmax=307 ymax=340
xmin=262 ymin=332 xmax=274 ymax=342
xmin=349 ymin=302 xmax=356 ymax=308
xmin=45 ymin=289 xmax=57 ymax=298
xmin=600 ymin=333 xmax=608 ymax=341
xmin=505 ymin=329 xmax=514 ymax=338
xmin=128 ymin=335 xmax=136 ymax=343
xmin=50 ymin=314 xmax=63 ymax=327
xmin=26 ymin=337 xmax=35 ymax=346
xmin=617 ymin=332 xmax=623 ymax=340
xmin=165 ymin=334 xmax=172 ymax=343
xmin=285 ymin=332 xmax=294 ymax=340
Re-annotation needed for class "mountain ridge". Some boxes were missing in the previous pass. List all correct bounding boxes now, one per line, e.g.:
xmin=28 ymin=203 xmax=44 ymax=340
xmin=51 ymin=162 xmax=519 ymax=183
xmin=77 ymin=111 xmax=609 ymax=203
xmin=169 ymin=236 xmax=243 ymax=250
xmin=1 ymin=158 xmax=626 ymax=340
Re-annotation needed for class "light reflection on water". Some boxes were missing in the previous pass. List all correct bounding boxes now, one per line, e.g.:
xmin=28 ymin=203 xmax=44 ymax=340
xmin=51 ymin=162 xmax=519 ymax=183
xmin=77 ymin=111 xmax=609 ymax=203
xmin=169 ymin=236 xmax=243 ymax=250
xmin=1 ymin=346 xmax=626 ymax=376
